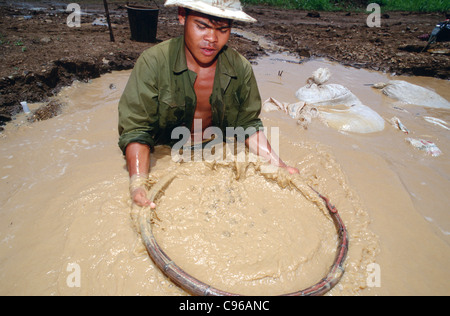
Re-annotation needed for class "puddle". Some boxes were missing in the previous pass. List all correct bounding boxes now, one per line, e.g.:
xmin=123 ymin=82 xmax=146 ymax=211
xmin=0 ymin=52 xmax=449 ymax=295
xmin=232 ymin=28 xmax=286 ymax=52
xmin=255 ymin=53 xmax=450 ymax=239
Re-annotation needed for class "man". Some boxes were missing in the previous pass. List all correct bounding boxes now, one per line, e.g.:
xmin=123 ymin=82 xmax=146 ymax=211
xmin=119 ymin=0 xmax=298 ymax=207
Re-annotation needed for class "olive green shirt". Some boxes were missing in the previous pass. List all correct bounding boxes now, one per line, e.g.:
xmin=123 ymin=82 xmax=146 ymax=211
xmin=118 ymin=35 xmax=264 ymax=154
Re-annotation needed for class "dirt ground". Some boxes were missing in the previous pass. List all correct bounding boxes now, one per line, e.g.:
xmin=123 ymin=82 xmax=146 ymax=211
xmin=0 ymin=1 xmax=449 ymax=128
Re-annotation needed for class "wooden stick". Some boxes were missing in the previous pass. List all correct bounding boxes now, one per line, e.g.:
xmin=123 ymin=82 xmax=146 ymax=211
xmin=103 ymin=0 xmax=115 ymax=42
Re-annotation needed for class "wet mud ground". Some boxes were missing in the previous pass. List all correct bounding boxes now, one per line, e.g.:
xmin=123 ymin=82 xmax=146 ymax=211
xmin=0 ymin=1 xmax=449 ymax=128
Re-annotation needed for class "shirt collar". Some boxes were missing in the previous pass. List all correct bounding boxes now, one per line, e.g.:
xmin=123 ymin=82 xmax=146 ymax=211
xmin=218 ymin=46 xmax=237 ymax=79
xmin=173 ymin=36 xmax=188 ymax=74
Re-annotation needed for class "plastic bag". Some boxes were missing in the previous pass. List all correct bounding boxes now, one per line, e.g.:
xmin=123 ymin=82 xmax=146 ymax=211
xmin=262 ymin=98 xmax=320 ymax=129
xmin=389 ymin=116 xmax=410 ymax=134
xmin=406 ymin=138 xmax=442 ymax=157
xmin=373 ymin=80 xmax=450 ymax=109
xmin=295 ymin=68 xmax=385 ymax=134
xmin=423 ymin=116 xmax=450 ymax=130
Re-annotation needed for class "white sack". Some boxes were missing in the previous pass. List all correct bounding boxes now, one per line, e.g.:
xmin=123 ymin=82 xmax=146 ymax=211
xmin=295 ymin=68 xmax=385 ymax=134
xmin=373 ymin=80 xmax=450 ymax=109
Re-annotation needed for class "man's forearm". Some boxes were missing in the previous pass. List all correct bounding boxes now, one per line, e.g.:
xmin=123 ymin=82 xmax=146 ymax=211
xmin=125 ymin=142 xmax=151 ymax=177
xmin=126 ymin=142 xmax=155 ymax=207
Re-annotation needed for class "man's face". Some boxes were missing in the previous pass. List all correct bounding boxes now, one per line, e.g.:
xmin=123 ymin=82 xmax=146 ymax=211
xmin=179 ymin=8 xmax=231 ymax=67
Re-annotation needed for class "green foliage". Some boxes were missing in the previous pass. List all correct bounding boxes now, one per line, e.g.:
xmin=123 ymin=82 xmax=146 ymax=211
xmin=241 ymin=0 xmax=450 ymax=12
xmin=10 ymin=0 xmax=449 ymax=12
xmin=241 ymin=0 xmax=335 ymax=11
xmin=373 ymin=0 xmax=450 ymax=12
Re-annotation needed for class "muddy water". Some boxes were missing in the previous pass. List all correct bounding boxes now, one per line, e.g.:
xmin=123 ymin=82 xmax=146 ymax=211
xmin=0 ymin=53 xmax=449 ymax=296
xmin=258 ymin=55 xmax=450 ymax=295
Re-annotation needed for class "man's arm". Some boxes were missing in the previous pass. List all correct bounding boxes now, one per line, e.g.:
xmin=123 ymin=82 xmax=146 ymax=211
xmin=245 ymin=131 xmax=299 ymax=174
xmin=126 ymin=142 xmax=156 ymax=208
xmin=233 ymin=56 xmax=298 ymax=174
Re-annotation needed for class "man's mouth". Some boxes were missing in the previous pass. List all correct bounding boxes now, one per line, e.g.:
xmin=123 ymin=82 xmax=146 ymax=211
xmin=200 ymin=47 xmax=217 ymax=57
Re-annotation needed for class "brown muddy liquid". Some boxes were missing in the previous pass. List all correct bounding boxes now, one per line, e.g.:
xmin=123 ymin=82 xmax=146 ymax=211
xmin=0 ymin=53 xmax=449 ymax=295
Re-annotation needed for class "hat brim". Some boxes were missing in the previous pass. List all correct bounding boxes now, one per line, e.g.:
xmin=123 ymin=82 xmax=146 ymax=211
xmin=164 ymin=0 xmax=257 ymax=23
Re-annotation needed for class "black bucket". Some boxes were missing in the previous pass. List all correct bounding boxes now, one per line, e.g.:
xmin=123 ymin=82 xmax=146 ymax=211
xmin=126 ymin=5 xmax=159 ymax=43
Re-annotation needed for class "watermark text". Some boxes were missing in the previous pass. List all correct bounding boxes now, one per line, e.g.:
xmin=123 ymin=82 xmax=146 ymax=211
xmin=170 ymin=119 xmax=280 ymax=166
xmin=366 ymin=263 xmax=381 ymax=288
xmin=66 ymin=3 xmax=81 ymax=28
xmin=66 ymin=262 xmax=81 ymax=288
xmin=367 ymin=3 xmax=381 ymax=28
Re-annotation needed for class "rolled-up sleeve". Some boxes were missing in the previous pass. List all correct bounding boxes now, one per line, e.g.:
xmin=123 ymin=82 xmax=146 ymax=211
xmin=118 ymin=53 xmax=159 ymax=154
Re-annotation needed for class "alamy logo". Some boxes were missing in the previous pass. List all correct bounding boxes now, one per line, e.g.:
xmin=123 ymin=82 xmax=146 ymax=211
xmin=66 ymin=3 xmax=81 ymax=28
xmin=66 ymin=263 xmax=81 ymax=288
xmin=366 ymin=263 xmax=381 ymax=288
xmin=170 ymin=119 xmax=280 ymax=164
xmin=367 ymin=3 xmax=381 ymax=28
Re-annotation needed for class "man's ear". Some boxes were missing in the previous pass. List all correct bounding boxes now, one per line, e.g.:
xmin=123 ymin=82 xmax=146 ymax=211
xmin=178 ymin=7 xmax=186 ymax=26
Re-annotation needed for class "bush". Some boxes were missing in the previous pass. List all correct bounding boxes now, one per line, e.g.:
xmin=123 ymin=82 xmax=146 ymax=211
xmin=241 ymin=0 xmax=450 ymax=12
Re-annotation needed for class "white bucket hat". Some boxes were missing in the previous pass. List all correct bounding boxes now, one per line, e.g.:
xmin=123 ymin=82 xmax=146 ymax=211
xmin=164 ymin=0 xmax=257 ymax=23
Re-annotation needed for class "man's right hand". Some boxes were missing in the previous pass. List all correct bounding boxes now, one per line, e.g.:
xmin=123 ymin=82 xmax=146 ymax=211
xmin=131 ymin=187 xmax=156 ymax=208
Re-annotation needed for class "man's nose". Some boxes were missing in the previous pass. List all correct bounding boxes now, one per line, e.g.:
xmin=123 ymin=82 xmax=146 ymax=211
xmin=204 ymin=29 xmax=218 ymax=43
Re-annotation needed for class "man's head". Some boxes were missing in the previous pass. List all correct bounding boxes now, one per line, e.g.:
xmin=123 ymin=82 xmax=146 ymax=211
xmin=165 ymin=0 xmax=256 ymax=67
xmin=178 ymin=7 xmax=231 ymax=67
